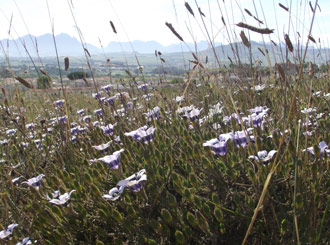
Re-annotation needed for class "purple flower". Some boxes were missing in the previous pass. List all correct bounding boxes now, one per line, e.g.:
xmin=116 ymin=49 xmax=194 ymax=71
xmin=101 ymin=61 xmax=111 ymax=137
xmin=26 ymin=123 xmax=35 ymax=131
xmin=0 ymin=223 xmax=18 ymax=239
xmin=92 ymin=92 xmax=101 ymax=100
xmin=103 ymin=186 xmax=125 ymax=201
xmin=83 ymin=115 xmax=91 ymax=123
xmin=124 ymin=126 xmax=155 ymax=144
xmin=107 ymin=96 xmax=116 ymax=105
xmin=144 ymin=106 xmax=160 ymax=120
xmin=101 ymin=84 xmax=112 ymax=92
xmin=21 ymin=174 xmax=45 ymax=190
xmin=117 ymin=169 xmax=147 ymax=192
xmin=94 ymin=109 xmax=103 ymax=116
xmin=138 ymin=84 xmax=147 ymax=91
xmin=100 ymin=123 xmax=116 ymax=135
xmin=203 ymin=138 xmax=227 ymax=156
xmin=303 ymin=141 xmax=329 ymax=157
xmin=54 ymin=99 xmax=65 ymax=107
xmin=90 ymin=149 xmax=125 ymax=169
xmin=77 ymin=109 xmax=85 ymax=116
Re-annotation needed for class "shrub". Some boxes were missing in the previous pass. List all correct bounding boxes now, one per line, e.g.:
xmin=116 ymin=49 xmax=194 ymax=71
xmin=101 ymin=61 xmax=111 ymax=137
xmin=67 ymin=71 xmax=90 ymax=80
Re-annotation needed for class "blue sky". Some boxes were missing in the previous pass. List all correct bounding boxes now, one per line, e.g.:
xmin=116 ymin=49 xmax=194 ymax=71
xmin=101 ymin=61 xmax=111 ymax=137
xmin=0 ymin=0 xmax=329 ymax=47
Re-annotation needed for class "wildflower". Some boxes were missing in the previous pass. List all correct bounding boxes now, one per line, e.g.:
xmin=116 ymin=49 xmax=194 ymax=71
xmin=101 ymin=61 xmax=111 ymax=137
xmin=6 ymin=129 xmax=17 ymax=136
xmin=183 ymin=108 xmax=201 ymax=121
xmin=54 ymin=99 xmax=65 ymax=107
xmin=248 ymin=150 xmax=277 ymax=163
xmin=48 ymin=190 xmax=76 ymax=205
xmin=0 ymin=223 xmax=18 ymax=239
xmin=103 ymin=186 xmax=125 ymax=201
xmin=12 ymin=176 xmax=22 ymax=184
xmin=117 ymin=169 xmax=147 ymax=192
xmin=92 ymin=141 xmax=112 ymax=151
xmin=203 ymin=138 xmax=227 ymax=156
xmin=21 ymin=174 xmax=45 ymax=190
xmin=101 ymin=84 xmax=112 ymax=92
xmin=16 ymin=237 xmax=32 ymax=245
xmin=107 ymin=96 xmax=116 ymax=105
xmin=77 ymin=109 xmax=85 ymax=116
xmin=90 ymin=149 xmax=125 ymax=169
xmin=83 ymin=115 xmax=92 ymax=122
xmin=303 ymin=141 xmax=329 ymax=157
xmin=101 ymin=123 xmax=117 ymax=135
xmin=93 ymin=121 xmax=100 ymax=127
xmin=144 ymin=106 xmax=160 ymax=120
xmin=301 ymin=107 xmax=317 ymax=114
xmin=92 ymin=92 xmax=101 ymax=100
xmin=26 ymin=123 xmax=35 ymax=131
xmin=124 ymin=126 xmax=155 ymax=144
xmin=175 ymin=96 xmax=184 ymax=102
xmin=138 ymin=84 xmax=147 ymax=91
xmin=247 ymin=106 xmax=269 ymax=115
xmin=94 ymin=109 xmax=103 ymax=116
xmin=254 ymin=84 xmax=266 ymax=91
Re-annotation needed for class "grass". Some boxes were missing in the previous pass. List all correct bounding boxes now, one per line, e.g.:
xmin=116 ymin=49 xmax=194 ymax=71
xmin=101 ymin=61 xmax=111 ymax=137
xmin=0 ymin=0 xmax=329 ymax=244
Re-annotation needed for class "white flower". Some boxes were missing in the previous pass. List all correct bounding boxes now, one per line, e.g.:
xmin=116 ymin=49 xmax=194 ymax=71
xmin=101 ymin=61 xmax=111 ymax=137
xmin=21 ymin=174 xmax=45 ymax=190
xmin=248 ymin=150 xmax=277 ymax=162
xmin=90 ymin=149 xmax=125 ymax=169
xmin=103 ymin=186 xmax=125 ymax=201
xmin=48 ymin=190 xmax=76 ymax=205
xmin=117 ymin=169 xmax=147 ymax=192
xmin=0 ymin=223 xmax=18 ymax=239
xmin=92 ymin=141 xmax=112 ymax=151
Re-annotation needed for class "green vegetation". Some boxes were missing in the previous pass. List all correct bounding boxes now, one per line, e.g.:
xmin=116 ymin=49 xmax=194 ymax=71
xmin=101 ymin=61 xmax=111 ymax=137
xmin=37 ymin=76 xmax=52 ymax=89
xmin=67 ymin=71 xmax=90 ymax=80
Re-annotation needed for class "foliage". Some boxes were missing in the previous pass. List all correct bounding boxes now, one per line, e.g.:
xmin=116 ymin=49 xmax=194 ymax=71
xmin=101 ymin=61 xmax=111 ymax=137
xmin=0 ymin=74 xmax=329 ymax=244
xmin=37 ymin=76 xmax=52 ymax=89
xmin=67 ymin=71 xmax=90 ymax=80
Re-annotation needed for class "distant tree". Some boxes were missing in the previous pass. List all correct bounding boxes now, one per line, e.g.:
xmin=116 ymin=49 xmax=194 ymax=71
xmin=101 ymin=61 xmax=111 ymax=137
xmin=67 ymin=71 xmax=90 ymax=80
xmin=37 ymin=76 xmax=52 ymax=89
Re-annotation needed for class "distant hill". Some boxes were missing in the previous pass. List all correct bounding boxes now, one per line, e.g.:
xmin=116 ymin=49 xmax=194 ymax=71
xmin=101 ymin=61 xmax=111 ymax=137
xmin=0 ymin=33 xmax=220 ymax=57
xmin=0 ymin=33 xmax=328 ymax=65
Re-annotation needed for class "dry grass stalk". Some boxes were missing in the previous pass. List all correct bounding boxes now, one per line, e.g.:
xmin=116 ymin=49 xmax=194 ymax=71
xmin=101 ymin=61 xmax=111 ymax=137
xmin=221 ymin=17 xmax=226 ymax=25
xmin=240 ymin=31 xmax=250 ymax=48
xmin=258 ymin=47 xmax=265 ymax=56
xmin=276 ymin=63 xmax=285 ymax=82
xmin=40 ymin=69 xmax=50 ymax=77
xmin=192 ymin=52 xmax=198 ymax=61
xmin=236 ymin=22 xmax=274 ymax=34
xmin=308 ymin=61 xmax=315 ymax=78
xmin=309 ymin=1 xmax=314 ymax=12
xmin=15 ymin=76 xmax=34 ymax=89
xmin=244 ymin=8 xmax=252 ymax=16
xmin=253 ymin=16 xmax=264 ymax=25
xmin=165 ymin=22 xmax=184 ymax=42
xmin=284 ymin=34 xmax=294 ymax=52
xmin=64 ymin=57 xmax=70 ymax=71
xmin=84 ymin=48 xmax=91 ymax=57
xmin=308 ymin=35 xmax=316 ymax=43
xmin=110 ymin=21 xmax=117 ymax=34
xmin=198 ymin=7 xmax=206 ymax=17
xmin=279 ymin=3 xmax=289 ymax=12
xmin=184 ymin=2 xmax=195 ymax=17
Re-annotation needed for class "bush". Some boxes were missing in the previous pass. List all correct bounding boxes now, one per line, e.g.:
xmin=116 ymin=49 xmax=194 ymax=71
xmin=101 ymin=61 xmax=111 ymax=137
xmin=67 ymin=71 xmax=90 ymax=80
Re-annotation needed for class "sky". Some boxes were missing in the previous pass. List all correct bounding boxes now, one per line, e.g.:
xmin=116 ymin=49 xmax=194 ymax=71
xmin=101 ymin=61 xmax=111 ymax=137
xmin=0 ymin=0 xmax=329 ymax=47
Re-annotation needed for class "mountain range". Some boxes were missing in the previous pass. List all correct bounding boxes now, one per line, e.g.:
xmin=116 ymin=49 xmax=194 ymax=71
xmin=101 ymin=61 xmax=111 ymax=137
xmin=0 ymin=33 xmax=221 ymax=57
xmin=0 ymin=33 xmax=328 ymax=65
